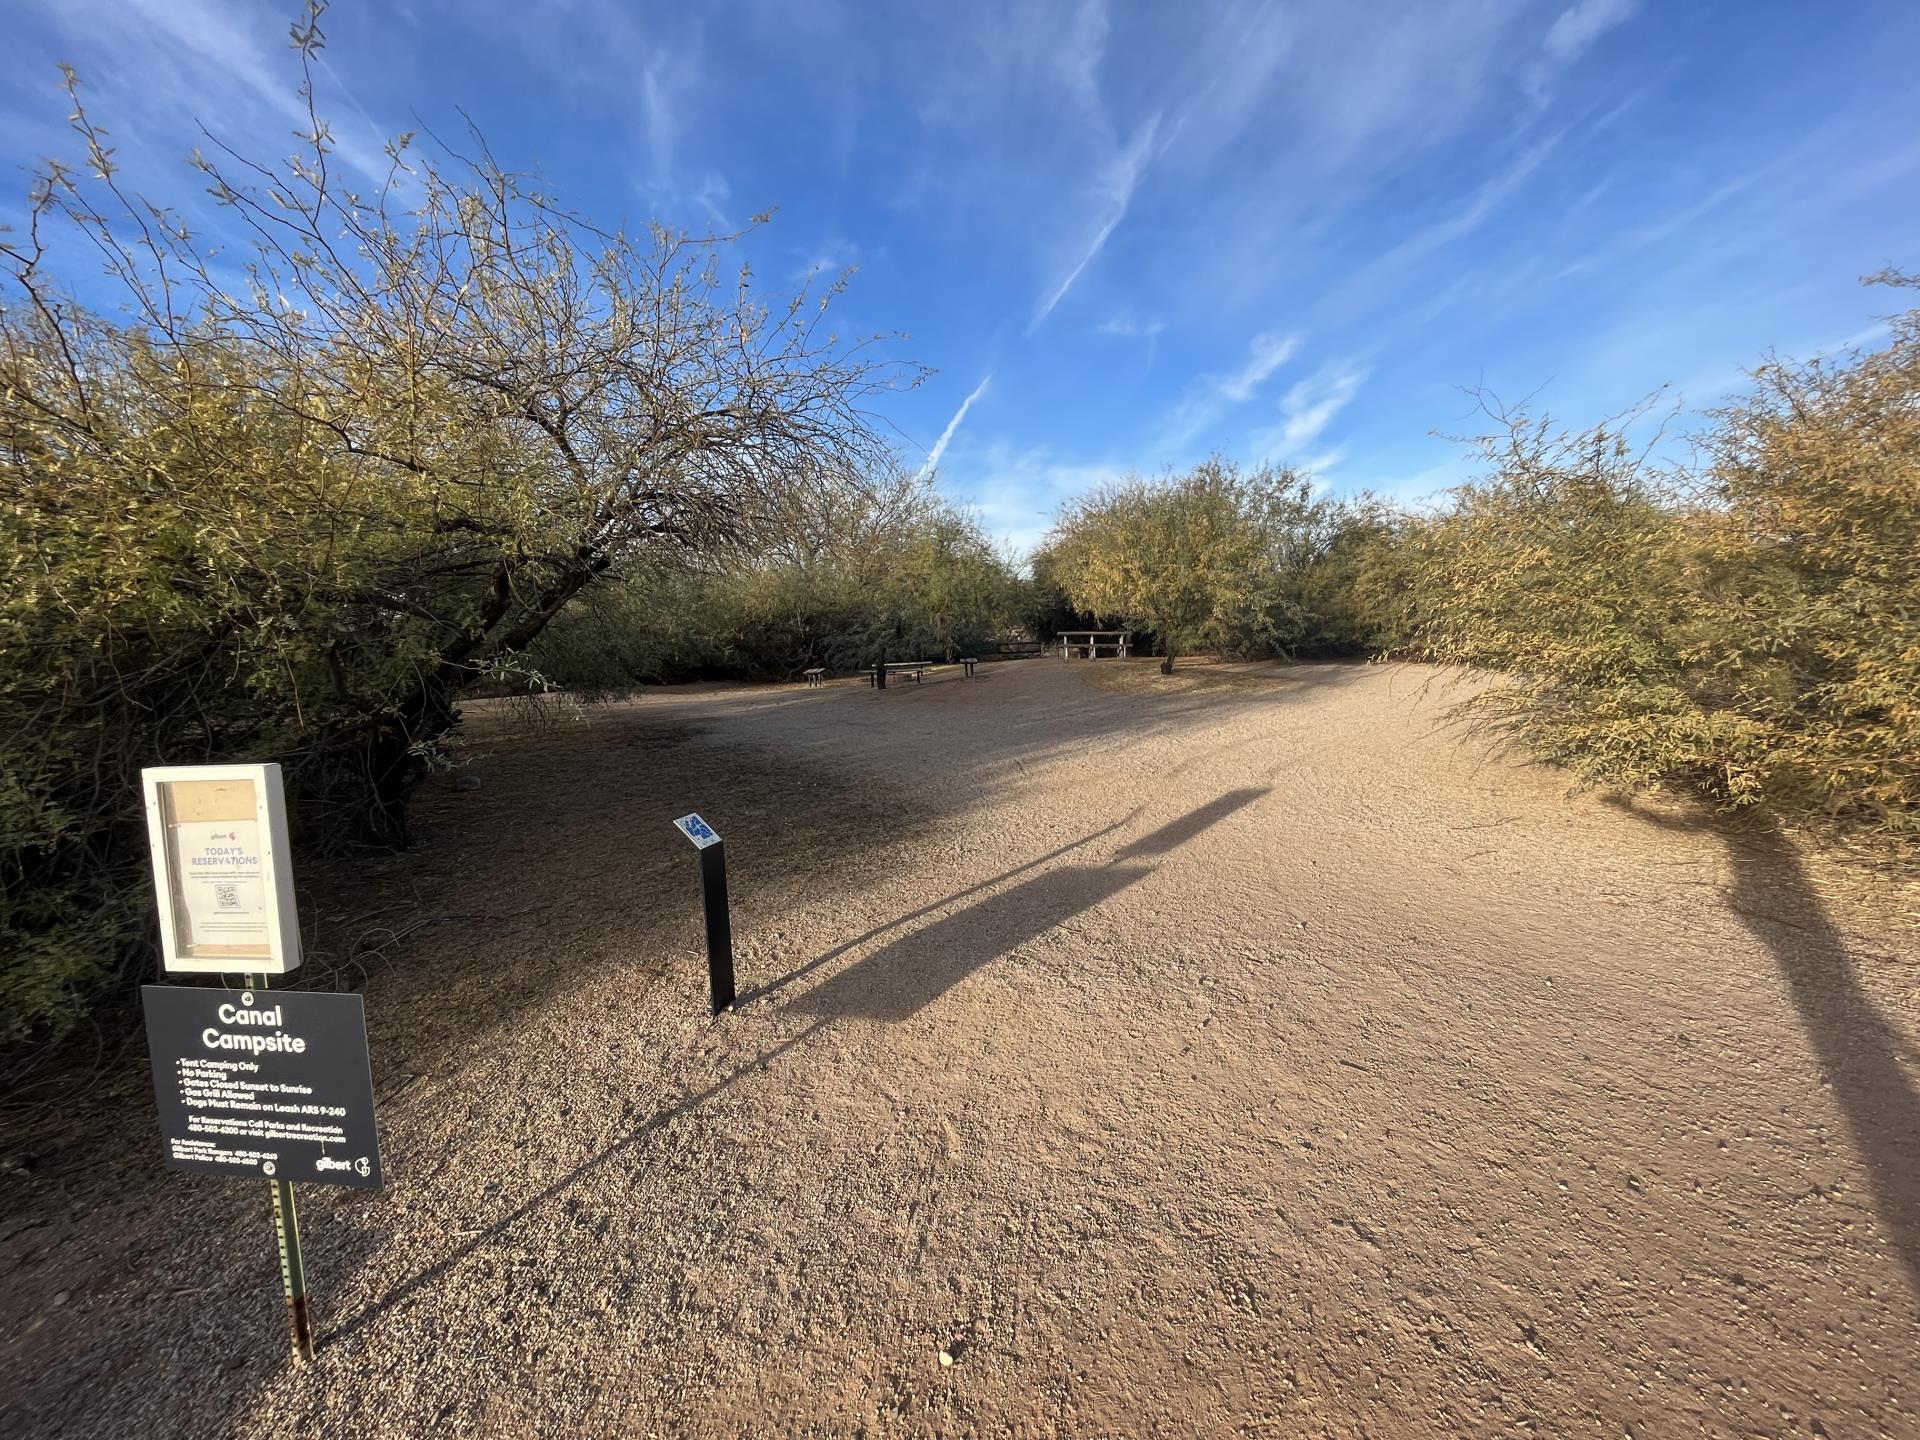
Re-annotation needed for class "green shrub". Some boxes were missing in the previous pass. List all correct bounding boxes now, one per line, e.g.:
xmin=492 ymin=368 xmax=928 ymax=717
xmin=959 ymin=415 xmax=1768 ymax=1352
xmin=0 ymin=39 xmax=896 ymax=1041
xmin=530 ymin=473 xmax=1021 ymax=686
xmin=1384 ymin=298 xmax=1919 ymax=849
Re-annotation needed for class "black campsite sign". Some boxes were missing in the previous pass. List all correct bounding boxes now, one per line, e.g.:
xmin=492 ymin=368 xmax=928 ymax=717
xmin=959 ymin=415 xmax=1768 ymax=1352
xmin=142 ymin=985 xmax=383 ymax=1190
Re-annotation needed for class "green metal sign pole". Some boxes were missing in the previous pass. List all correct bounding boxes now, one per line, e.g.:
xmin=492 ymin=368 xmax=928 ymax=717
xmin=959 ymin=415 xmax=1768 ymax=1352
xmin=248 ymin=972 xmax=316 ymax=1362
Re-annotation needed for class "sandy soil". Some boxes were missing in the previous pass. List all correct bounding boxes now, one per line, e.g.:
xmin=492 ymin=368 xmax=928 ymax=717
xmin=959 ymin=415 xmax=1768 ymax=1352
xmin=3 ymin=658 xmax=1918 ymax=1438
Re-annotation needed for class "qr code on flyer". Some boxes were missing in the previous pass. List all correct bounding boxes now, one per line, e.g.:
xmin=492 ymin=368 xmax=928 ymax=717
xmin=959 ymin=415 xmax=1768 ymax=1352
xmin=214 ymin=883 xmax=240 ymax=909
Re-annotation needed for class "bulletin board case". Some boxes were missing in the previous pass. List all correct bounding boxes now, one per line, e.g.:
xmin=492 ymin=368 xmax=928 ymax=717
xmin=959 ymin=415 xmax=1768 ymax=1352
xmin=140 ymin=763 xmax=302 ymax=975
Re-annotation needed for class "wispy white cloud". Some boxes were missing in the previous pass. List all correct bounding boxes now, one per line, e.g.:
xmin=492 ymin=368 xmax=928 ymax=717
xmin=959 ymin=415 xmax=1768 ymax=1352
xmin=795 ymin=237 xmax=861 ymax=283
xmin=1547 ymin=149 xmax=1792 ymax=285
xmin=1030 ymin=213 xmax=1120 ymax=332
xmin=1396 ymin=132 xmax=1564 ymax=262
xmin=641 ymin=60 xmax=679 ymax=186
xmin=1329 ymin=131 xmax=1564 ymax=315
xmin=1219 ymin=330 xmax=1302 ymax=402
xmin=1269 ymin=362 xmax=1369 ymax=453
xmin=1274 ymin=1 xmax=1521 ymax=163
xmin=48 ymin=0 xmax=396 ymax=187
xmin=1055 ymin=0 xmax=1111 ymax=119
xmin=1670 ymin=319 xmax=1894 ymax=408
xmin=1098 ymin=311 xmax=1168 ymax=374
xmin=1359 ymin=456 xmax=1472 ymax=509
xmin=1029 ymin=112 xmax=1162 ymax=334
xmin=543 ymin=8 xmax=725 ymax=230
xmin=1153 ymin=2 xmax=1292 ymax=171
xmin=954 ymin=441 xmax=1132 ymax=555
xmin=635 ymin=33 xmax=710 ymax=204
xmin=1543 ymin=0 xmax=1639 ymax=65
xmin=1158 ymin=329 xmax=1303 ymax=450
xmin=691 ymin=172 xmax=733 ymax=232
xmin=1809 ymin=320 xmax=1893 ymax=360
xmin=1527 ymin=0 xmax=1639 ymax=101
xmin=917 ymin=372 xmax=994 ymax=481
xmin=1097 ymin=312 xmax=1166 ymax=339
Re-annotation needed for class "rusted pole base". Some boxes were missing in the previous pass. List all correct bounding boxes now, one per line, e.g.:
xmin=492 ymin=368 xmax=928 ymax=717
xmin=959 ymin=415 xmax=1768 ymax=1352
xmin=286 ymin=1293 xmax=316 ymax=1362
xmin=271 ymin=1177 xmax=316 ymax=1361
xmin=256 ymin=969 xmax=317 ymax=1365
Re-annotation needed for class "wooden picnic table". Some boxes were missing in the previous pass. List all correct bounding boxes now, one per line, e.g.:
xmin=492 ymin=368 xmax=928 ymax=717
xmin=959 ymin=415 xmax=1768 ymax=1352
xmin=1057 ymin=630 xmax=1131 ymax=660
xmin=868 ymin=661 xmax=932 ymax=687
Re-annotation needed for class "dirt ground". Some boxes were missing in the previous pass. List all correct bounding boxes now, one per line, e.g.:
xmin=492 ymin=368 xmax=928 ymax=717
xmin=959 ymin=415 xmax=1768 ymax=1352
xmin=4 ymin=658 xmax=1918 ymax=1438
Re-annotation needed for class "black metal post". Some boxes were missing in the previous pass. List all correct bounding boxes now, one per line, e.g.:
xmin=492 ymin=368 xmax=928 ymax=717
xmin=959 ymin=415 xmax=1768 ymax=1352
xmin=700 ymin=840 xmax=735 ymax=1014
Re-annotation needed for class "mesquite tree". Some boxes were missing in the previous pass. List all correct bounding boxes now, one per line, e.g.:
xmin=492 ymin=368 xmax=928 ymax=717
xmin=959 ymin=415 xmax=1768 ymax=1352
xmin=1046 ymin=459 xmax=1298 ymax=672
xmin=0 ymin=9 xmax=910 ymax=1035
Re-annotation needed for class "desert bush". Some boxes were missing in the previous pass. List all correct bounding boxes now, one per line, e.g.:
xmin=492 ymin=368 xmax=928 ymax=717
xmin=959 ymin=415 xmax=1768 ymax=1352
xmin=1047 ymin=459 xmax=1294 ymax=670
xmin=1265 ymin=491 xmax=1412 ymax=656
xmin=1017 ymin=545 xmax=1095 ymax=643
xmin=1387 ymin=297 xmax=1919 ymax=847
xmin=1686 ymin=297 xmax=1920 ymax=839
xmin=530 ymin=469 xmax=1020 ymax=684
xmin=1044 ymin=459 xmax=1396 ymax=667
xmin=0 ymin=22 xmax=900 ymax=1039
xmin=1383 ymin=406 xmax=1722 ymax=787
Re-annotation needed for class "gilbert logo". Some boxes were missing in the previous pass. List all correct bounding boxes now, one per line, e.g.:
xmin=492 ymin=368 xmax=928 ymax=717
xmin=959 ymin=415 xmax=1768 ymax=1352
xmin=315 ymin=1155 xmax=369 ymax=1175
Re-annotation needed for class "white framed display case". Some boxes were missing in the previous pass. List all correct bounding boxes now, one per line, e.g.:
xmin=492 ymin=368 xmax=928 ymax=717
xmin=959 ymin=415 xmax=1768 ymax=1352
xmin=141 ymin=762 xmax=302 ymax=975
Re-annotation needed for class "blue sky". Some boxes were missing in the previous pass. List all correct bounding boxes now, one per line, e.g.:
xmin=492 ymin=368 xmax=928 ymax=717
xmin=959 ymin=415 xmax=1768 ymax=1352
xmin=4 ymin=1 xmax=1918 ymax=552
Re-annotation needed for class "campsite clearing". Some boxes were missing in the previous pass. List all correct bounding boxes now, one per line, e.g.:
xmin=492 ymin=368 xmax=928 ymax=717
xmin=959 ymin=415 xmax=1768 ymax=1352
xmin=3 ymin=659 xmax=1916 ymax=1438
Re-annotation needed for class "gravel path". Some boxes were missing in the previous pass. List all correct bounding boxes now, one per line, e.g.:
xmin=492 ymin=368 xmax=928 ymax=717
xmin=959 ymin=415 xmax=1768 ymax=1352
xmin=4 ymin=658 xmax=1917 ymax=1437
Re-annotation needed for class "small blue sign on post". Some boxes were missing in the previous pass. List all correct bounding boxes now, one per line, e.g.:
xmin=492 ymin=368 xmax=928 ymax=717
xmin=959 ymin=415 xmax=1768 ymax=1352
xmin=672 ymin=813 xmax=733 ymax=1012
xmin=673 ymin=813 xmax=722 ymax=848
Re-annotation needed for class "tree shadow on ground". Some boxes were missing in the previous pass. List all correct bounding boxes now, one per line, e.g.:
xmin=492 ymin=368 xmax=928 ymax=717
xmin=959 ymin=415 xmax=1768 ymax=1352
xmin=1111 ymin=787 xmax=1268 ymax=861
xmin=739 ymin=815 xmax=1138 ymax=1005
xmin=326 ymin=788 xmax=1275 ymax=1374
xmin=785 ymin=863 xmax=1151 ymax=1023
xmin=1608 ymin=798 xmax=1920 ymax=1295
xmin=785 ymin=787 xmax=1270 ymax=1024
xmin=1728 ymin=826 xmax=1920 ymax=1295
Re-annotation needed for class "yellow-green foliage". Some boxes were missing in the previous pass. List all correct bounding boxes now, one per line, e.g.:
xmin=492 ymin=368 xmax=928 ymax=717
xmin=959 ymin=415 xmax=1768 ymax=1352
xmin=1041 ymin=459 xmax=1399 ymax=664
xmin=1 ymin=314 xmax=427 ymax=1032
xmin=532 ymin=472 xmax=1020 ymax=684
xmin=1688 ymin=304 xmax=1920 ymax=834
xmin=1378 ymin=301 xmax=1919 ymax=848
xmin=1047 ymin=459 xmax=1295 ymax=668
xmin=0 ymin=47 xmax=897 ymax=1040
